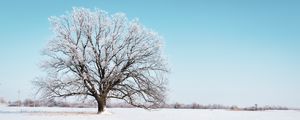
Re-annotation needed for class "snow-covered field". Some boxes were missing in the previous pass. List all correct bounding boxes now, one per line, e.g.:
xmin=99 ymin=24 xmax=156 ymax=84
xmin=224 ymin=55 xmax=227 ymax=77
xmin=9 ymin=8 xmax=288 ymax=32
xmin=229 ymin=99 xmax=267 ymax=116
xmin=0 ymin=106 xmax=300 ymax=120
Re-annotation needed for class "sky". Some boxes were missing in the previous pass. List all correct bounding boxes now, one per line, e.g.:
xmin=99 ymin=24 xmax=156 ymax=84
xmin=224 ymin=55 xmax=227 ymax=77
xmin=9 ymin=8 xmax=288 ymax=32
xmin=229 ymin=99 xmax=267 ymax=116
xmin=0 ymin=0 xmax=299 ymax=107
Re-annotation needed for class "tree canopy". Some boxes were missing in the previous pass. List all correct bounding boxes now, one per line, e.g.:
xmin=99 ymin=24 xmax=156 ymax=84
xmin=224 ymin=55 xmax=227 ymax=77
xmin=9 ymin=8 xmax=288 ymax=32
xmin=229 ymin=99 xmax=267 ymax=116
xmin=34 ymin=7 xmax=168 ymax=113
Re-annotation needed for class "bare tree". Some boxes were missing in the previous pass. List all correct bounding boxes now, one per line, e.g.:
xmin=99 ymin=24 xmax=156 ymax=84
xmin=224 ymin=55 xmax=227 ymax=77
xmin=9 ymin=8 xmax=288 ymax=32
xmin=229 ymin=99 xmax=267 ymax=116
xmin=33 ymin=7 xmax=168 ymax=113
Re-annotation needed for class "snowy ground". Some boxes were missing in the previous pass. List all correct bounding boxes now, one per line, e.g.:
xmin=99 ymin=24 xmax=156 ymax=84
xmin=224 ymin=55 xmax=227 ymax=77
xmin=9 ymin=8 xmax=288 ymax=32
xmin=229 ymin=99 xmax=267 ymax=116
xmin=0 ymin=106 xmax=300 ymax=120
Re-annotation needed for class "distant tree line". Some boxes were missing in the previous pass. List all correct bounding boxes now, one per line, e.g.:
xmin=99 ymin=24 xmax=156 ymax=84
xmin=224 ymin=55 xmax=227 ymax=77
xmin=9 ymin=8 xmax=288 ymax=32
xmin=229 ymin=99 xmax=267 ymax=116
xmin=0 ymin=98 xmax=292 ymax=111
xmin=0 ymin=98 xmax=94 ymax=108
xmin=164 ymin=102 xmax=289 ymax=111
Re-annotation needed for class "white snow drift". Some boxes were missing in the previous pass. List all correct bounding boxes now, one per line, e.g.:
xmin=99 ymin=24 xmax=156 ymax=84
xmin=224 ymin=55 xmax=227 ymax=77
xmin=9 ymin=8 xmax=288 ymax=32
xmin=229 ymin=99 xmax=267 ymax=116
xmin=0 ymin=107 xmax=300 ymax=120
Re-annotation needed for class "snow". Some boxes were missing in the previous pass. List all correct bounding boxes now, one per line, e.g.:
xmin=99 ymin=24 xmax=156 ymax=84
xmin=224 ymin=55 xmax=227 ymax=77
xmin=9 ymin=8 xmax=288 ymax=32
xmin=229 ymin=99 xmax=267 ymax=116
xmin=0 ymin=107 xmax=300 ymax=120
xmin=0 ymin=103 xmax=6 ymax=107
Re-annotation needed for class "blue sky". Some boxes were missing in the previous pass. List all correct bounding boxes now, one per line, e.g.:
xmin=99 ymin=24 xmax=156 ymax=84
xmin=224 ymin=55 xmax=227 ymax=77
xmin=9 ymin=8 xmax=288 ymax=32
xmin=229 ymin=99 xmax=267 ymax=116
xmin=0 ymin=0 xmax=299 ymax=107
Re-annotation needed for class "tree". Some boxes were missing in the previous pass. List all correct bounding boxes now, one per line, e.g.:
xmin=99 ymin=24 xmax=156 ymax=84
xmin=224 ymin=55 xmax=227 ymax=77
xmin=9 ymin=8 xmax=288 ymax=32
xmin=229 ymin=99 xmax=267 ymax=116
xmin=34 ymin=7 xmax=168 ymax=113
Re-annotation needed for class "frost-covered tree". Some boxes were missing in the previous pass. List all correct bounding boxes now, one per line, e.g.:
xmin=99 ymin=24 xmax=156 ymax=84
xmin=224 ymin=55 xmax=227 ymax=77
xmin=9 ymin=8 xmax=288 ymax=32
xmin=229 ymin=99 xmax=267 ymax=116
xmin=34 ymin=7 xmax=168 ymax=113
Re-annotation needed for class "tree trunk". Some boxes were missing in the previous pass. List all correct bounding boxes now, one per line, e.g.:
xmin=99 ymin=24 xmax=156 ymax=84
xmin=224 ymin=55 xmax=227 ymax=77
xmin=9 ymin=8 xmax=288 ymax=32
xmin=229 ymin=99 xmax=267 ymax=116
xmin=95 ymin=95 xmax=107 ymax=114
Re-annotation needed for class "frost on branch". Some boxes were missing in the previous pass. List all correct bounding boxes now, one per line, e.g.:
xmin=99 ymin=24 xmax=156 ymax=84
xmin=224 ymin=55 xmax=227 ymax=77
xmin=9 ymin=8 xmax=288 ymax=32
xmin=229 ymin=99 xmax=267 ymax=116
xmin=34 ymin=7 xmax=168 ymax=113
